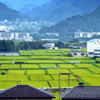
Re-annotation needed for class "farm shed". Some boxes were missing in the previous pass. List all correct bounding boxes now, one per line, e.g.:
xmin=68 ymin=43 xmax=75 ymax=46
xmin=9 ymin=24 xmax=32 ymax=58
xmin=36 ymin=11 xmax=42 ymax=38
xmin=0 ymin=85 xmax=55 ymax=100
xmin=60 ymin=83 xmax=100 ymax=100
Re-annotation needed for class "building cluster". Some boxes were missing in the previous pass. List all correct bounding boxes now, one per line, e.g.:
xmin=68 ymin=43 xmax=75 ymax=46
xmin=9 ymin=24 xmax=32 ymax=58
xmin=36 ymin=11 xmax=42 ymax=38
xmin=0 ymin=32 xmax=33 ymax=41
xmin=75 ymin=30 xmax=100 ymax=38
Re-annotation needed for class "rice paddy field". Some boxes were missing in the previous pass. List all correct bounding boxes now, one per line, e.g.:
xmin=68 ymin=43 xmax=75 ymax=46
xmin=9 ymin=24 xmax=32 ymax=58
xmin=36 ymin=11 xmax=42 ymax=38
xmin=0 ymin=48 xmax=100 ymax=100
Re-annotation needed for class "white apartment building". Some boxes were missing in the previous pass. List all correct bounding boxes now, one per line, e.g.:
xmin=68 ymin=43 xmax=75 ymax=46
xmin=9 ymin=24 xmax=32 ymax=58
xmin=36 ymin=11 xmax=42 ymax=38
xmin=43 ymin=43 xmax=55 ymax=49
xmin=0 ymin=32 xmax=33 ymax=41
xmin=75 ymin=31 xmax=93 ymax=38
xmin=87 ymin=39 xmax=100 ymax=57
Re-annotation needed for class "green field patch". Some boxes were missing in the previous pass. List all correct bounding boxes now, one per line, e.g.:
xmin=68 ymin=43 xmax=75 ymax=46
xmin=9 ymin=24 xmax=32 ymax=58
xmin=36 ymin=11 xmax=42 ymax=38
xmin=70 ymin=69 xmax=92 ymax=75
xmin=39 ymin=64 xmax=57 ymax=68
xmin=64 ymin=60 xmax=95 ymax=63
xmin=58 ymin=64 xmax=75 ymax=68
xmin=47 ymin=69 xmax=70 ymax=74
xmin=94 ymin=64 xmax=100 ymax=67
xmin=31 ymin=56 xmax=51 ymax=59
xmin=75 ymin=64 xmax=96 ymax=68
xmin=30 ymin=75 xmax=52 ymax=81
xmin=52 ymin=74 xmax=76 ymax=80
xmin=21 ymin=81 xmax=49 ymax=88
xmin=62 ymin=57 xmax=91 ymax=60
xmin=89 ymin=68 xmax=100 ymax=74
xmin=80 ymin=75 xmax=100 ymax=86
xmin=8 ymin=70 xmax=25 ymax=74
xmin=27 ymin=70 xmax=45 ymax=74
xmin=20 ymin=52 xmax=32 ymax=56
xmin=0 ymin=60 xmax=12 ymax=64
xmin=33 ymin=53 xmax=61 ymax=56
xmin=49 ymin=80 xmax=78 ymax=87
xmin=0 ymin=74 xmax=28 ymax=81
xmin=0 ymin=64 xmax=20 ymax=69
xmin=0 ymin=81 xmax=17 ymax=89
xmin=16 ymin=60 xmax=64 ymax=64
xmin=21 ymin=64 xmax=39 ymax=68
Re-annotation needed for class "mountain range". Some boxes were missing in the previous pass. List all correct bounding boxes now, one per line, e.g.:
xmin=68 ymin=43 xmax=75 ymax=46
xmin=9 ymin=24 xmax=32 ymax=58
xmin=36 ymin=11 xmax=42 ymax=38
xmin=39 ymin=6 xmax=100 ymax=34
xmin=0 ymin=0 xmax=51 ymax=14
xmin=28 ymin=0 xmax=100 ymax=22
xmin=0 ymin=2 xmax=29 ymax=21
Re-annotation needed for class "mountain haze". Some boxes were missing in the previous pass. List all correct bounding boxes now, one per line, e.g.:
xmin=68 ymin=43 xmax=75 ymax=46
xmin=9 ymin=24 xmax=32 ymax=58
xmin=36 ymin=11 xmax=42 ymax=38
xmin=29 ymin=0 xmax=100 ymax=22
xmin=0 ymin=0 xmax=51 ymax=14
xmin=39 ymin=6 xmax=100 ymax=33
xmin=0 ymin=2 xmax=29 ymax=21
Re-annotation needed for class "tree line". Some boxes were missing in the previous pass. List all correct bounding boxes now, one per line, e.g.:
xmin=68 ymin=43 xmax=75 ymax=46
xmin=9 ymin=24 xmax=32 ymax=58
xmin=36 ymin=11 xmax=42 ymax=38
xmin=0 ymin=39 xmax=84 ymax=52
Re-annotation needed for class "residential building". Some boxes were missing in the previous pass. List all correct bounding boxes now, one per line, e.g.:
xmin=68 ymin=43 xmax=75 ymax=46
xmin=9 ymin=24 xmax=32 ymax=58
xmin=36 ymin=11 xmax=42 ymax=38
xmin=43 ymin=43 xmax=55 ymax=49
xmin=0 ymin=32 xmax=33 ymax=41
xmin=75 ymin=31 xmax=93 ymax=38
xmin=87 ymin=39 xmax=100 ymax=57
xmin=70 ymin=51 xmax=86 ymax=57
xmin=60 ymin=83 xmax=100 ymax=100
xmin=0 ymin=85 xmax=55 ymax=100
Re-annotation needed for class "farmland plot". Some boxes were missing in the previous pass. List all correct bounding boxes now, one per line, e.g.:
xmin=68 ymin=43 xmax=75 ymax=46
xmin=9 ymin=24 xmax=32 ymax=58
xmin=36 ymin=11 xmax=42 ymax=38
xmin=58 ymin=64 xmax=75 ymax=68
xmin=47 ymin=69 xmax=70 ymax=74
xmin=30 ymin=75 xmax=52 ymax=81
xmin=0 ymin=64 xmax=20 ymax=69
xmin=75 ymin=64 xmax=96 ymax=68
xmin=21 ymin=81 xmax=49 ymax=88
xmin=39 ymin=64 xmax=57 ymax=68
xmin=21 ymin=64 xmax=39 ymax=68
xmin=27 ymin=70 xmax=45 ymax=74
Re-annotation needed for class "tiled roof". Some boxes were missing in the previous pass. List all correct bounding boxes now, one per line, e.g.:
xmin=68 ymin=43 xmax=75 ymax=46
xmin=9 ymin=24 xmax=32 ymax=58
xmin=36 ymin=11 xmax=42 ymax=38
xmin=60 ymin=86 xmax=100 ymax=99
xmin=0 ymin=85 xmax=55 ymax=99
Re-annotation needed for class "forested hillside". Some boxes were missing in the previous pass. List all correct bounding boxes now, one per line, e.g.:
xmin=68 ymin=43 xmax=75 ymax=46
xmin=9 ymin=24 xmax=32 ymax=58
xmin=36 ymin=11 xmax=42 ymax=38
xmin=39 ymin=6 xmax=100 ymax=34
xmin=29 ymin=0 xmax=100 ymax=22
xmin=0 ymin=2 xmax=29 ymax=21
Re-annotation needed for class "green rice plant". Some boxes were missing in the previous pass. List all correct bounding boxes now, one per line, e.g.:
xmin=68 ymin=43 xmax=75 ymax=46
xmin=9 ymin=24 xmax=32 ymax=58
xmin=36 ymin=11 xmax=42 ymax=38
xmin=31 ymin=56 xmax=51 ymax=59
xmin=47 ymin=69 xmax=70 ymax=74
xmin=39 ymin=64 xmax=57 ymax=68
xmin=64 ymin=60 xmax=95 ymax=63
xmin=0 ymin=81 xmax=17 ymax=89
xmin=8 ymin=70 xmax=25 ymax=74
xmin=48 ymin=80 xmax=78 ymax=87
xmin=89 ymin=68 xmax=100 ymax=74
xmin=51 ymin=75 xmax=76 ymax=80
xmin=70 ymin=69 xmax=92 ymax=75
xmin=30 ymin=75 xmax=52 ymax=81
xmin=20 ymin=52 xmax=32 ymax=56
xmin=94 ymin=64 xmax=100 ymax=67
xmin=21 ymin=81 xmax=50 ymax=88
xmin=75 ymin=64 xmax=96 ymax=68
xmin=17 ymin=60 xmax=64 ymax=64
xmin=33 ymin=53 xmax=61 ymax=56
xmin=62 ymin=57 xmax=91 ymax=60
xmin=21 ymin=64 xmax=39 ymax=68
xmin=80 ymin=75 xmax=100 ymax=86
xmin=0 ymin=64 xmax=20 ymax=69
xmin=58 ymin=64 xmax=75 ymax=68
xmin=0 ymin=74 xmax=28 ymax=81
xmin=0 ymin=60 xmax=12 ymax=64
xmin=27 ymin=70 xmax=45 ymax=74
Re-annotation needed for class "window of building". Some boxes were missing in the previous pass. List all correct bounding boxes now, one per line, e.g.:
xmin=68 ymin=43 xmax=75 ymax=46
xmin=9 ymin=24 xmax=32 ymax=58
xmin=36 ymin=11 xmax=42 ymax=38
xmin=74 ymin=53 xmax=77 ymax=55
xmin=81 ymin=53 xmax=84 ymax=55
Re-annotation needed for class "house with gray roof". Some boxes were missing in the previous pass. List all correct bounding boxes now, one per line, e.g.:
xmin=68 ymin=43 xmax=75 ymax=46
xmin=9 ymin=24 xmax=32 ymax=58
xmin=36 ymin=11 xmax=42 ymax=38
xmin=60 ymin=83 xmax=100 ymax=100
xmin=0 ymin=85 xmax=55 ymax=100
